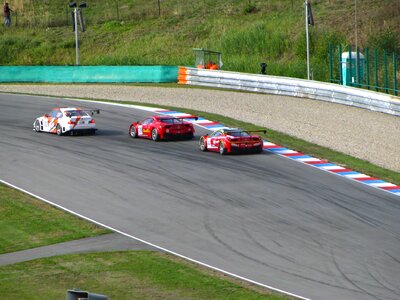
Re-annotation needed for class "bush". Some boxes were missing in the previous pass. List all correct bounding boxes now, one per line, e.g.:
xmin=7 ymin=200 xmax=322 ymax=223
xmin=367 ymin=27 xmax=399 ymax=54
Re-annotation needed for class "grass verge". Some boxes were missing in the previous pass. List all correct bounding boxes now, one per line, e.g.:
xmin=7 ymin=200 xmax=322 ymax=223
xmin=0 ymin=251 xmax=288 ymax=300
xmin=0 ymin=183 xmax=110 ymax=255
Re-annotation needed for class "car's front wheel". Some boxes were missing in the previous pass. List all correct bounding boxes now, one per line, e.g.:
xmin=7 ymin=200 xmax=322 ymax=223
xmin=129 ymin=125 xmax=137 ymax=138
xmin=151 ymin=128 xmax=160 ymax=141
xmin=199 ymin=137 xmax=207 ymax=151
xmin=34 ymin=120 xmax=41 ymax=132
xmin=56 ymin=124 xmax=63 ymax=136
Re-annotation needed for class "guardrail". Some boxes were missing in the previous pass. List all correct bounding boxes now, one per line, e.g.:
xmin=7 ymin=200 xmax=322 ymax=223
xmin=178 ymin=67 xmax=400 ymax=117
xmin=0 ymin=66 xmax=178 ymax=83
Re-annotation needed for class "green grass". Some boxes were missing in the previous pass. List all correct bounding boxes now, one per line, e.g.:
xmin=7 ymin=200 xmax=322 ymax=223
xmin=0 ymin=183 xmax=110 ymax=254
xmin=0 ymin=251 xmax=288 ymax=300
xmin=0 ymin=0 xmax=398 ymax=81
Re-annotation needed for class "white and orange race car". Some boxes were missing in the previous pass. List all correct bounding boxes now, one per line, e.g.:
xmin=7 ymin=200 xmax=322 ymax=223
xmin=33 ymin=107 xmax=99 ymax=136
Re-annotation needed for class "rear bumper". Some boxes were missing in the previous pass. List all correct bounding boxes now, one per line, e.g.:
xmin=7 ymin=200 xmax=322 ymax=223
xmin=163 ymin=132 xmax=194 ymax=140
xmin=229 ymin=144 xmax=263 ymax=154
xmin=63 ymin=124 xmax=96 ymax=134
xmin=65 ymin=127 xmax=97 ymax=135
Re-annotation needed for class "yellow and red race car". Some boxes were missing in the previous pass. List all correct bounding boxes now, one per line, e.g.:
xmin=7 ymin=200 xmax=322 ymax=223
xmin=199 ymin=128 xmax=265 ymax=155
xmin=129 ymin=115 xmax=197 ymax=141
xmin=33 ymin=107 xmax=99 ymax=136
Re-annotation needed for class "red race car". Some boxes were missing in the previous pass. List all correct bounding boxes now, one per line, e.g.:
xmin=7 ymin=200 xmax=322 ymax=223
xmin=129 ymin=115 xmax=198 ymax=141
xmin=199 ymin=128 xmax=265 ymax=155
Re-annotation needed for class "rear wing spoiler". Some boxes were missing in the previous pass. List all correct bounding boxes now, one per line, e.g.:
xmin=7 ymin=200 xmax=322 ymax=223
xmin=161 ymin=115 xmax=198 ymax=122
xmin=226 ymin=129 xmax=266 ymax=134
xmin=245 ymin=130 xmax=266 ymax=134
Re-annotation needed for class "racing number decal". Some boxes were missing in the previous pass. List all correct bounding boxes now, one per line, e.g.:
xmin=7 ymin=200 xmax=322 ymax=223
xmin=207 ymin=138 xmax=212 ymax=148
xmin=138 ymin=125 xmax=143 ymax=136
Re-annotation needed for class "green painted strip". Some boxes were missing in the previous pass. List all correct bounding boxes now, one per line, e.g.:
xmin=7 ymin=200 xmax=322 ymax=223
xmin=0 ymin=66 xmax=178 ymax=83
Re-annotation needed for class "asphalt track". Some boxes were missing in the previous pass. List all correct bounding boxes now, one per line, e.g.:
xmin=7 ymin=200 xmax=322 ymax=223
xmin=1 ymin=93 xmax=400 ymax=300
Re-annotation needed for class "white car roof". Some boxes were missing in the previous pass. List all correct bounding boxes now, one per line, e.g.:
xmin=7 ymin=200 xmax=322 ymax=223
xmin=59 ymin=107 xmax=82 ymax=112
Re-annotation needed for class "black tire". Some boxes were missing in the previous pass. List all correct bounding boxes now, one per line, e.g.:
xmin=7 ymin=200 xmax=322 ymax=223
xmin=56 ymin=124 xmax=63 ymax=136
xmin=129 ymin=125 xmax=137 ymax=138
xmin=199 ymin=137 xmax=207 ymax=151
xmin=188 ymin=132 xmax=194 ymax=140
xmin=34 ymin=120 xmax=41 ymax=132
xmin=219 ymin=142 xmax=227 ymax=155
xmin=151 ymin=128 xmax=160 ymax=141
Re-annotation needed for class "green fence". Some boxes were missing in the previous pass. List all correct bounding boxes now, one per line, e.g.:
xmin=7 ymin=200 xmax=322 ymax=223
xmin=329 ymin=45 xmax=399 ymax=96
xmin=0 ymin=66 xmax=178 ymax=83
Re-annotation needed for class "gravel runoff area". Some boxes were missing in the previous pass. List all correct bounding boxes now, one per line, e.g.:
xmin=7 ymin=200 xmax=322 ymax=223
xmin=0 ymin=84 xmax=399 ymax=173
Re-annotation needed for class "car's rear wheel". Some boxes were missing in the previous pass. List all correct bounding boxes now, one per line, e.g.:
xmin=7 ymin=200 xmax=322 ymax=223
xmin=257 ymin=145 xmax=264 ymax=153
xmin=151 ymin=128 xmax=160 ymax=141
xmin=129 ymin=125 xmax=137 ymax=138
xmin=56 ymin=124 xmax=63 ymax=136
xmin=219 ymin=142 xmax=227 ymax=155
xmin=34 ymin=120 xmax=41 ymax=132
xmin=199 ymin=137 xmax=207 ymax=151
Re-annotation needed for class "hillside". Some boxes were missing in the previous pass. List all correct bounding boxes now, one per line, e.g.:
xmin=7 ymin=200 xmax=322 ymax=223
xmin=0 ymin=0 xmax=399 ymax=82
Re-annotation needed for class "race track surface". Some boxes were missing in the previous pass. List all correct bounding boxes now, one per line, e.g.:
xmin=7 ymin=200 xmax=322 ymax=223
xmin=1 ymin=94 xmax=399 ymax=300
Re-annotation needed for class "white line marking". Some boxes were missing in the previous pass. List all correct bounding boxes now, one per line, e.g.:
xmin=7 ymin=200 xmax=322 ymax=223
xmin=0 ymin=179 xmax=311 ymax=300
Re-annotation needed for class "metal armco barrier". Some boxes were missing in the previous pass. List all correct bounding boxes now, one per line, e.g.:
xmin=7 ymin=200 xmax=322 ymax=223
xmin=178 ymin=67 xmax=400 ymax=116
xmin=0 ymin=66 xmax=178 ymax=83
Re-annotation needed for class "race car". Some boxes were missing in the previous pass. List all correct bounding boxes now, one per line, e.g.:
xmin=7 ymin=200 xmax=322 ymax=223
xmin=199 ymin=128 xmax=266 ymax=155
xmin=33 ymin=107 xmax=99 ymax=136
xmin=129 ymin=115 xmax=198 ymax=141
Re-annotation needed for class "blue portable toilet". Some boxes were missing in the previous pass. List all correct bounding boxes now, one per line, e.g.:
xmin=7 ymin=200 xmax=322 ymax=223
xmin=341 ymin=51 xmax=364 ymax=86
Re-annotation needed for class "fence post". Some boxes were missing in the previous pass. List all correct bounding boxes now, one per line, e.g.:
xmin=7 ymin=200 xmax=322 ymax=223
xmin=394 ymin=52 xmax=398 ymax=96
xmin=384 ymin=51 xmax=388 ymax=93
xmin=365 ymin=48 xmax=370 ymax=89
xmin=348 ymin=45 xmax=352 ymax=86
xmin=355 ymin=47 xmax=359 ymax=87
xmin=338 ymin=44 xmax=342 ymax=85
xmin=329 ymin=44 xmax=333 ymax=83
xmin=116 ymin=0 xmax=120 ymax=21
xmin=66 ymin=8 xmax=69 ymax=26
xmin=374 ymin=49 xmax=379 ymax=92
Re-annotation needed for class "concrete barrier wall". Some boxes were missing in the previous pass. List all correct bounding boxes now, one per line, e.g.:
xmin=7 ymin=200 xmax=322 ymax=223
xmin=0 ymin=66 xmax=178 ymax=83
xmin=178 ymin=67 xmax=400 ymax=116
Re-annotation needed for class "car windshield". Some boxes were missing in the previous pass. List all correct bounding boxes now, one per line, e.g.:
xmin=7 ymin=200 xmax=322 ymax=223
xmin=226 ymin=131 xmax=251 ymax=137
xmin=65 ymin=110 xmax=89 ymax=117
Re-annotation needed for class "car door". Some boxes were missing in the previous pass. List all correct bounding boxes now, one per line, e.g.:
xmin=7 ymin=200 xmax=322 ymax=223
xmin=48 ymin=110 xmax=62 ymax=133
xmin=207 ymin=130 xmax=222 ymax=150
xmin=41 ymin=110 xmax=56 ymax=132
xmin=137 ymin=118 xmax=153 ymax=138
